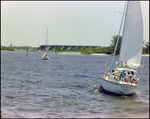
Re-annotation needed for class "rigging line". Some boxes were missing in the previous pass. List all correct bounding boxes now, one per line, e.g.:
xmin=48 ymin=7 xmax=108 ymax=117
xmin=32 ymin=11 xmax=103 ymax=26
xmin=116 ymin=48 xmax=120 ymax=53
xmin=108 ymin=2 xmax=119 ymax=46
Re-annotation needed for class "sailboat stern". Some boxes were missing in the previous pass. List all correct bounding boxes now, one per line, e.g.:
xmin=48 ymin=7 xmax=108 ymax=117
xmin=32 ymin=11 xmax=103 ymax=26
xmin=101 ymin=75 xmax=137 ymax=95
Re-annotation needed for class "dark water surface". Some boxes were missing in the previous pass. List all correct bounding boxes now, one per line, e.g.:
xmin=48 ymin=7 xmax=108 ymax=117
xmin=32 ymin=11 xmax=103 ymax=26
xmin=1 ymin=51 xmax=149 ymax=118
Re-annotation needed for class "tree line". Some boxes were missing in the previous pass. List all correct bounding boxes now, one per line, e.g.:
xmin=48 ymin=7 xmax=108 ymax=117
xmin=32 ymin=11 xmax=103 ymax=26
xmin=81 ymin=35 xmax=149 ymax=55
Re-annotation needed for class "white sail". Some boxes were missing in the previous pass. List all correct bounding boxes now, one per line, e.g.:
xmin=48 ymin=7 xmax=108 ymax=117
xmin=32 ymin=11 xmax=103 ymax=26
xmin=119 ymin=1 xmax=143 ymax=69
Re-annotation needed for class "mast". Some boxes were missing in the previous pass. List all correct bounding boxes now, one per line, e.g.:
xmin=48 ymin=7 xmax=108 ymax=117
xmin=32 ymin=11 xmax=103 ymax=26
xmin=119 ymin=1 xmax=129 ymax=62
xmin=109 ymin=1 xmax=127 ymax=71
xmin=46 ymin=28 xmax=48 ymax=46
xmin=45 ymin=28 xmax=49 ymax=51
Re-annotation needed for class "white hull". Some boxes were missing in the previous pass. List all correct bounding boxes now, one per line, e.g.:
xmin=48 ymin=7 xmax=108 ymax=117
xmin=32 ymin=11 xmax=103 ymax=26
xmin=41 ymin=56 xmax=49 ymax=60
xmin=101 ymin=75 xmax=137 ymax=95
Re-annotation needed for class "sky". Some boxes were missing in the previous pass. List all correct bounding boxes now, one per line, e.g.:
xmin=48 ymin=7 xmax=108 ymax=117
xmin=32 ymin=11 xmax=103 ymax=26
xmin=1 ymin=1 xmax=149 ymax=47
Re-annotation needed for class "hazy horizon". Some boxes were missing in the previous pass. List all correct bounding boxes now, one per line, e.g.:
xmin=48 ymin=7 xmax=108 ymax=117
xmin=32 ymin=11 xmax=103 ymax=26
xmin=1 ymin=1 xmax=149 ymax=47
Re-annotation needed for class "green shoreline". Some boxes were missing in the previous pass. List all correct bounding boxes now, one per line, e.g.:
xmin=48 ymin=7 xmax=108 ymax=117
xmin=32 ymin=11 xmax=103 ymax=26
xmin=1 ymin=49 xmax=149 ymax=56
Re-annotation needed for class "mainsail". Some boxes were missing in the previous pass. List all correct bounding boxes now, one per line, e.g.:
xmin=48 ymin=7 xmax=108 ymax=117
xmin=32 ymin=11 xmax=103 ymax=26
xmin=119 ymin=1 xmax=143 ymax=68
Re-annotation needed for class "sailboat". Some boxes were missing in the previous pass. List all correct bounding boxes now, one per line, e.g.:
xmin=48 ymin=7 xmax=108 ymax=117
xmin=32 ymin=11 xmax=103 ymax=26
xmin=101 ymin=1 xmax=144 ymax=95
xmin=41 ymin=28 xmax=49 ymax=60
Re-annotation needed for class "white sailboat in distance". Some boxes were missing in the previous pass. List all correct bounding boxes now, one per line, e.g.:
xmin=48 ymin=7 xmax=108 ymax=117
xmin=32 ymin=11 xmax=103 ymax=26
xmin=101 ymin=1 xmax=144 ymax=95
xmin=41 ymin=28 xmax=49 ymax=60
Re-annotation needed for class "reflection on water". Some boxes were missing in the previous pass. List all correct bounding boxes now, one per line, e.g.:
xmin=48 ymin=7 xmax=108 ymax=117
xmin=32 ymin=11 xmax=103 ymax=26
xmin=1 ymin=51 xmax=149 ymax=118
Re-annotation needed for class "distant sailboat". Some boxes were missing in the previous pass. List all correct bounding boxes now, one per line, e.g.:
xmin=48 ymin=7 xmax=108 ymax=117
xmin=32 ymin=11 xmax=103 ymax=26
xmin=41 ymin=28 xmax=49 ymax=60
xmin=41 ymin=52 xmax=49 ymax=60
xmin=101 ymin=1 xmax=144 ymax=95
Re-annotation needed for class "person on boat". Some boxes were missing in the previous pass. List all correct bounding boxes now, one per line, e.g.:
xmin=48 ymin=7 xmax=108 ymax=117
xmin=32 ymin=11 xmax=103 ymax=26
xmin=126 ymin=72 xmax=130 ymax=78
xmin=124 ymin=72 xmax=130 ymax=82
xmin=127 ymin=71 xmax=137 ymax=83
xmin=128 ymin=72 xmax=130 ymax=75
xmin=112 ymin=70 xmax=120 ymax=80
xmin=112 ymin=70 xmax=119 ymax=75
xmin=131 ymin=71 xmax=137 ymax=80
xmin=112 ymin=70 xmax=115 ymax=75
xmin=108 ymin=71 xmax=111 ymax=76
xmin=131 ymin=71 xmax=134 ymax=76
xmin=128 ymin=75 xmax=133 ymax=82
xmin=120 ymin=70 xmax=126 ymax=81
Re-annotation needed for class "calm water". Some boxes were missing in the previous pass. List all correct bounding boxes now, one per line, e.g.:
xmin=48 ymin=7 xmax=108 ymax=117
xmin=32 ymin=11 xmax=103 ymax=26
xmin=1 ymin=51 xmax=149 ymax=118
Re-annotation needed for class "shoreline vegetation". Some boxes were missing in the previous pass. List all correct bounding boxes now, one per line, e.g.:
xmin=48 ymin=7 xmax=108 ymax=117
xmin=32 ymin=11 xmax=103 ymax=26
xmin=1 ymin=38 xmax=149 ymax=55
xmin=57 ymin=52 xmax=149 ymax=56
xmin=1 ymin=49 xmax=149 ymax=56
xmin=1 ymin=48 xmax=149 ymax=55
xmin=1 ymin=47 xmax=15 ymax=51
